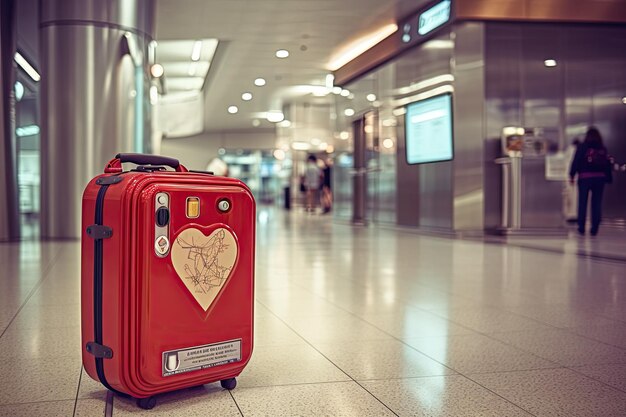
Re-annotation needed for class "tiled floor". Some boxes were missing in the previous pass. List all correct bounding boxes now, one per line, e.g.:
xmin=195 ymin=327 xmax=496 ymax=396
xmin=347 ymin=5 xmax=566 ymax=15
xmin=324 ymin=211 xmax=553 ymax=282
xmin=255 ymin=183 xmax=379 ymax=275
xmin=1 ymin=208 xmax=626 ymax=416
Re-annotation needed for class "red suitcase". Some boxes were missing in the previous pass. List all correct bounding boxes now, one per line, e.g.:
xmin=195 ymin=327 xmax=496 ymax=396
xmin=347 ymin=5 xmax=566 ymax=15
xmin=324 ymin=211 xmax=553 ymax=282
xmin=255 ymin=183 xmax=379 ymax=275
xmin=81 ymin=153 xmax=255 ymax=409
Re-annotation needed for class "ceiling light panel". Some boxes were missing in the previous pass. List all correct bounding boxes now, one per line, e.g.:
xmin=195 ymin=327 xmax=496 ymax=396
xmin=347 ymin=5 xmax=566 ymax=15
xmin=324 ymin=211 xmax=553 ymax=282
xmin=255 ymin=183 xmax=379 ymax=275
xmin=14 ymin=52 xmax=40 ymax=82
xmin=165 ymin=77 xmax=205 ymax=91
xmin=156 ymin=39 xmax=218 ymax=61
xmin=191 ymin=40 xmax=202 ymax=61
xmin=155 ymin=38 xmax=218 ymax=94
xmin=276 ymin=49 xmax=289 ymax=58
xmin=162 ymin=62 xmax=210 ymax=77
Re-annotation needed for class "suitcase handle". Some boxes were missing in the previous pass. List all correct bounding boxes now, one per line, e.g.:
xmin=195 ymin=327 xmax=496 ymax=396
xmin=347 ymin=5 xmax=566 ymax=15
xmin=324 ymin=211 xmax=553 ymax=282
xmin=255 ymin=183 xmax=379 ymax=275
xmin=104 ymin=153 xmax=189 ymax=173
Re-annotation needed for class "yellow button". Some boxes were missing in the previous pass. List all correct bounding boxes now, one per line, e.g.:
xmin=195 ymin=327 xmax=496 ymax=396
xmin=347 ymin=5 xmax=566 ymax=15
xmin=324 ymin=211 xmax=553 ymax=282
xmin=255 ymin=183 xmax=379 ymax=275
xmin=186 ymin=197 xmax=200 ymax=218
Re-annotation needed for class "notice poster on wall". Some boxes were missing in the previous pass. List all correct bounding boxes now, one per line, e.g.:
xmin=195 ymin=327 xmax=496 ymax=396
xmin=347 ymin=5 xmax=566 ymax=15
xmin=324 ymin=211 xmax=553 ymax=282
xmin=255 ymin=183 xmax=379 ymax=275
xmin=405 ymin=93 xmax=453 ymax=164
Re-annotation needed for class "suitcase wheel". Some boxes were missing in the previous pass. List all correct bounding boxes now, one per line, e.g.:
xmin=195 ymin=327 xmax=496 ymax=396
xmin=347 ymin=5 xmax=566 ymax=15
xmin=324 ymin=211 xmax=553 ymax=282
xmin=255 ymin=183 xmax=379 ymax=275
xmin=220 ymin=378 xmax=237 ymax=390
xmin=136 ymin=396 xmax=157 ymax=410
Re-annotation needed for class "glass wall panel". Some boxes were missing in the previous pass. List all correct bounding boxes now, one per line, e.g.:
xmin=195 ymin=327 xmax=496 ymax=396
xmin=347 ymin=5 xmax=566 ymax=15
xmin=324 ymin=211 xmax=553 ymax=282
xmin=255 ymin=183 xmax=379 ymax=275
xmin=335 ymin=31 xmax=453 ymax=227
xmin=16 ymin=87 xmax=39 ymax=239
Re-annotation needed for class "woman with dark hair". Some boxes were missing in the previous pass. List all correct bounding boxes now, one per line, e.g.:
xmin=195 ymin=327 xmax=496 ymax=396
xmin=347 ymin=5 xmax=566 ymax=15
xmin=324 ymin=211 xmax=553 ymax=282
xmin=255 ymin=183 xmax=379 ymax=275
xmin=569 ymin=127 xmax=613 ymax=236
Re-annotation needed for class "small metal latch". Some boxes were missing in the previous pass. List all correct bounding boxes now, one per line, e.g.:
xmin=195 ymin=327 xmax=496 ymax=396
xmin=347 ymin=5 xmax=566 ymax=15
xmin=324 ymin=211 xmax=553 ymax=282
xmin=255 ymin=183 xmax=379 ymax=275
xmin=86 ymin=341 xmax=113 ymax=359
xmin=86 ymin=225 xmax=113 ymax=239
xmin=217 ymin=199 xmax=231 ymax=213
xmin=96 ymin=176 xmax=123 ymax=185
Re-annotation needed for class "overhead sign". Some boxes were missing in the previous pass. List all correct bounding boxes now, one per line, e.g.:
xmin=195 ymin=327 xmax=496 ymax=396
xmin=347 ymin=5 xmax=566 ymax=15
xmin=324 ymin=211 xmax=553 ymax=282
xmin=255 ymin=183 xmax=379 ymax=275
xmin=418 ymin=0 xmax=452 ymax=35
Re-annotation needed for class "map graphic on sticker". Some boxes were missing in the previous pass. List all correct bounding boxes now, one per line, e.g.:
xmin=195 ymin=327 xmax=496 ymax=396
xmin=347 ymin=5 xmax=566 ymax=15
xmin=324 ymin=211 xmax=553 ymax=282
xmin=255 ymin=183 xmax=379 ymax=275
xmin=171 ymin=227 xmax=238 ymax=311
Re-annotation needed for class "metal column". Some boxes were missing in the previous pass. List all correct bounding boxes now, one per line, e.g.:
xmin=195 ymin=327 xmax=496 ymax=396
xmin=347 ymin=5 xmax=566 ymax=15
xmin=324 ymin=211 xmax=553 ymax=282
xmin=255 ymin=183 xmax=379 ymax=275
xmin=352 ymin=117 xmax=366 ymax=225
xmin=40 ymin=0 xmax=155 ymax=239
xmin=0 ymin=0 xmax=19 ymax=241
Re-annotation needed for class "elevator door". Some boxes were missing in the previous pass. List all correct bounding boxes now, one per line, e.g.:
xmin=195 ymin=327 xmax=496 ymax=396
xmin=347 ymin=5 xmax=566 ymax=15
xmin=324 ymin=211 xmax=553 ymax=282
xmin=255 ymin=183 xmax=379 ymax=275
xmin=352 ymin=111 xmax=388 ymax=225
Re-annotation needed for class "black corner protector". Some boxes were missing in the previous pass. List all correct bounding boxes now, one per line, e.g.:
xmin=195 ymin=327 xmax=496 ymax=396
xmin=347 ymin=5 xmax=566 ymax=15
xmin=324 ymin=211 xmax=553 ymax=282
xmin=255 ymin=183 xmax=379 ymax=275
xmin=96 ymin=176 xmax=123 ymax=185
xmin=86 ymin=341 xmax=113 ymax=359
xmin=86 ymin=225 xmax=113 ymax=239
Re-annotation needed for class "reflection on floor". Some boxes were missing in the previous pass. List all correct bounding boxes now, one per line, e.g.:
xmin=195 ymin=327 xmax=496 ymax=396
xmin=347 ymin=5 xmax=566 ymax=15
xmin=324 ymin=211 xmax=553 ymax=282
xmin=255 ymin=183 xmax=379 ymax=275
xmin=1 ymin=208 xmax=626 ymax=416
xmin=498 ymin=227 xmax=626 ymax=262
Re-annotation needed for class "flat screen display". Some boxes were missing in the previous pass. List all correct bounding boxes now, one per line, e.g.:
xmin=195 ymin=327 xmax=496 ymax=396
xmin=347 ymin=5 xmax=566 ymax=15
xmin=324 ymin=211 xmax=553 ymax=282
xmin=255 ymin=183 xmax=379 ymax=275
xmin=405 ymin=93 xmax=453 ymax=164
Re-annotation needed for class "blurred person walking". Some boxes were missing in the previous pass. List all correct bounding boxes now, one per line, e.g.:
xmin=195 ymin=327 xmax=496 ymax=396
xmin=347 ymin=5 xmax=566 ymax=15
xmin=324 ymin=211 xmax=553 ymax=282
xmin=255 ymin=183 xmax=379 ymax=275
xmin=304 ymin=154 xmax=322 ymax=212
xmin=321 ymin=158 xmax=333 ymax=214
xmin=569 ymin=127 xmax=613 ymax=236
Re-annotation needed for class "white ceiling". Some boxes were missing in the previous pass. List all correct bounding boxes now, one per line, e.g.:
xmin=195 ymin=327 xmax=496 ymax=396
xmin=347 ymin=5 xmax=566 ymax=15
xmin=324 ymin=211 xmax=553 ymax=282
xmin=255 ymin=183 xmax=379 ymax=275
xmin=155 ymin=0 xmax=430 ymax=133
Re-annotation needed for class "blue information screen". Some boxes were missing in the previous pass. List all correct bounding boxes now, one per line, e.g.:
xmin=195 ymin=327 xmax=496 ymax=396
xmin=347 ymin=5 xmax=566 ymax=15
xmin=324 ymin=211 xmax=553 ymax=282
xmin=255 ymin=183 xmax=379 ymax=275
xmin=405 ymin=93 xmax=453 ymax=164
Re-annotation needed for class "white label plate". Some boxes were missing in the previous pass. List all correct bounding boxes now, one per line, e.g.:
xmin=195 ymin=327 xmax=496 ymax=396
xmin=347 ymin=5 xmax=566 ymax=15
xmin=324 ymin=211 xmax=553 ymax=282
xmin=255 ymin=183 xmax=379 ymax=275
xmin=162 ymin=339 xmax=242 ymax=377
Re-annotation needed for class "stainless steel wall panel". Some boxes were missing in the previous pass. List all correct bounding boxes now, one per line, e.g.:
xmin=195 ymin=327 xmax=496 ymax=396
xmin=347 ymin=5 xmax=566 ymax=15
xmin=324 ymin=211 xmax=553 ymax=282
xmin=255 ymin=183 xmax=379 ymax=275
xmin=395 ymin=115 xmax=420 ymax=227
xmin=419 ymin=161 xmax=453 ymax=229
xmin=520 ymin=158 xmax=563 ymax=227
xmin=485 ymin=22 xmax=626 ymax=227
xmin=451 ymin=22 xmax=486 ymax=231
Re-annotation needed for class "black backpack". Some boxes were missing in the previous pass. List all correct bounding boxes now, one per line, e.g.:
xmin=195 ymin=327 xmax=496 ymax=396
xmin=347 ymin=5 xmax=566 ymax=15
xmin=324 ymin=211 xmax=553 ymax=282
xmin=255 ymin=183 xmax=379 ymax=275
xmin=582 ymin=147 xmax=609 ymax=172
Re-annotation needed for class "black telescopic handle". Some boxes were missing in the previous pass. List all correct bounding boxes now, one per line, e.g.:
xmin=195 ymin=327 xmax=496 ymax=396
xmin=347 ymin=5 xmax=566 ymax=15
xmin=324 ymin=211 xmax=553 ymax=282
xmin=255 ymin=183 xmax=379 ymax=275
xmin=115 ymin=153 xmax=180 ymax=169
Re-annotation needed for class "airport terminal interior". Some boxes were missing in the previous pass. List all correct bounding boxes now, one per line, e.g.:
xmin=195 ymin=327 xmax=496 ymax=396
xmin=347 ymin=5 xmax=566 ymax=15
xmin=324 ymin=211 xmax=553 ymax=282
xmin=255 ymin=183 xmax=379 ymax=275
xmin=1 ymin=0 xmax=626 ymax=415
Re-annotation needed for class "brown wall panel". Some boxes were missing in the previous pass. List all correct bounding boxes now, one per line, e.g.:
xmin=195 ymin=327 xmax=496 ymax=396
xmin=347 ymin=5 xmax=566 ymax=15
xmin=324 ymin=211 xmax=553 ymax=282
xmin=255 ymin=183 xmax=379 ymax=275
xmin=336 ymin=0 xmax=626 ymax=87
xmin=457 ymin=0 xmax=626 ymax=23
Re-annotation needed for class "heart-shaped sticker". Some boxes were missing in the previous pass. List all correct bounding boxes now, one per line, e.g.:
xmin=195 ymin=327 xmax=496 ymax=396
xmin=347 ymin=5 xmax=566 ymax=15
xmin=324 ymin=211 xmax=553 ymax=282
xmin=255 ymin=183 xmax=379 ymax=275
xmin=171 ymin=227 xmax=238 ymax=311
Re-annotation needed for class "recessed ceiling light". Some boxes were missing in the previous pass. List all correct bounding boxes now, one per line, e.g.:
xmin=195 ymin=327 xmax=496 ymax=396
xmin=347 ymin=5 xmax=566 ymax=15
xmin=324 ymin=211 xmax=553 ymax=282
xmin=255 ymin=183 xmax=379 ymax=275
xmin=544 ymin=59 xmax=557 ymax=67
xmin=276 ymin=49 xmax=289 ymax=58
xmin=252 ymin=119 xmax=261 ymax=127
xmin=339 ymin=131 xmax=349 ymax=140
xmin=242 ymin=92 xmax=252 ymax=101
xmin=366 ymin=93 xmax=377 ymax=102
xmin=254 ymin=78 xmax=266 ymax=87
xmin=344 ymin=108 xmax=355 ymax=117
xmin=340 ymin=89 xmax=350 ymax=97
xmin=622 ymin=97 xmax=626 ymax=105
xmin=150 ymin=64 xmax=164 ymax=78
xmin=332 ymin=86 xmax=342 ymax=95
xmin=228 ymin=105 xmax=238 ymax=114
xmin=382 ymin=138 xmax=394 ymax=149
